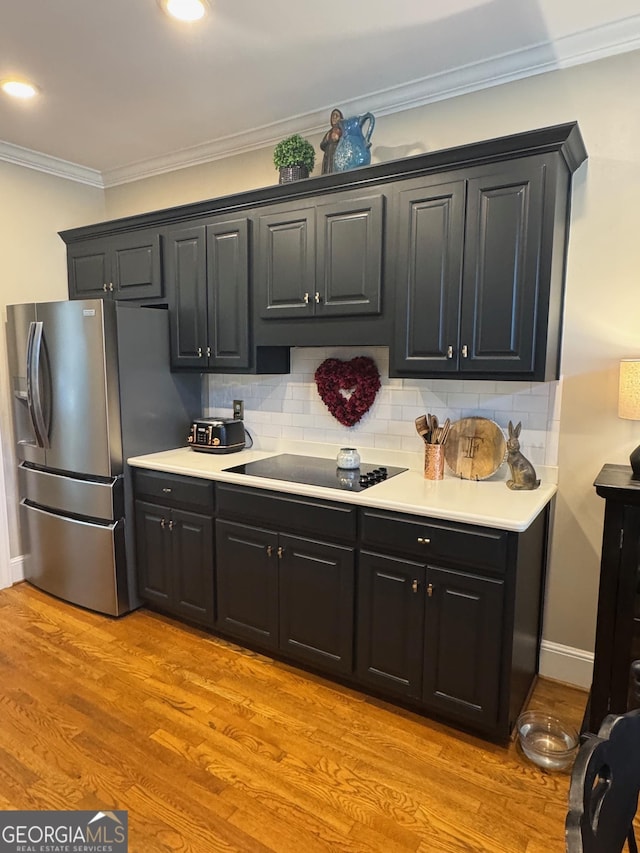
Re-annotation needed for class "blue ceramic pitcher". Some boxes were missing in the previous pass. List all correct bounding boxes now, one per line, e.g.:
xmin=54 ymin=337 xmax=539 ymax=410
xmin=334 ymin=112 xmax=375 ymax=172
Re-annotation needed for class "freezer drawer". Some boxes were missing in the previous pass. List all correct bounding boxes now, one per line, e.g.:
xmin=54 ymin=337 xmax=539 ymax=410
xmin=21 ymin=500 xmax=129 ymax=616
xmin=20 ymin=463 xmax=123 ymax=521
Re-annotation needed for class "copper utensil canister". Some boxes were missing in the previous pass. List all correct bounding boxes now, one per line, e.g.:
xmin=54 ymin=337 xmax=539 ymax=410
xmin=424 ymin=443 xmax=445 ymax=480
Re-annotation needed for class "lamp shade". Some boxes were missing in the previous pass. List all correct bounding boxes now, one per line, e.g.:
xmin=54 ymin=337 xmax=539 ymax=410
xmin=619 ymin=360 xmax=640 ymax=420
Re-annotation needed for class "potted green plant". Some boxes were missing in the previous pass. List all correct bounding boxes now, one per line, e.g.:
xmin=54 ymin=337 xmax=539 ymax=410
xmin=273 ymin=134 xmax=315 ymax=184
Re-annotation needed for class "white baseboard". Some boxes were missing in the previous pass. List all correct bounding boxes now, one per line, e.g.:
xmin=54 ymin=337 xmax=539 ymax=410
xmin=539 ymin=639 xmax=594 ymax=689
xmin=10 ymin=555 xmax=25 ymax=585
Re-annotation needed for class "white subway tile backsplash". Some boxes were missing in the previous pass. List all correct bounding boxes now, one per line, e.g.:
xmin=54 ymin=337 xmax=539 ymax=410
xmin=203 ymin=347 xmax=558 ymax=466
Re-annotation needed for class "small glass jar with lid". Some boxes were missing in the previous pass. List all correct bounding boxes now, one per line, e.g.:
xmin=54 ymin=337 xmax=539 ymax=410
xmin=336 ymin=447 xmax=361 ymax=469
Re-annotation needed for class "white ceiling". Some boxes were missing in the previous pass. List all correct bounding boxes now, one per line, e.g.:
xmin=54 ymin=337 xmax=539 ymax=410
xmin=1 ymin=0 xmax=639 ymax=187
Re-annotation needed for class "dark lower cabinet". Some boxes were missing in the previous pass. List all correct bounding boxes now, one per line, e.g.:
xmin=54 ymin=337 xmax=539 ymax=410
xmin=357 ymin=506 xmax=547 ymax=739
xmin=422 ymin=565 xmax=504 ymax=730
xmin=215 ymin=520 xmax=279 ymax=650
xmin=357 ymin=552 xmax=504 ymax=730
xmin=356 ymin=551 xmax=425 ymax=699
xmin=215 ymin=517 xmax=355 ymax=674
xmin=133 ymin=471 xmax=215 ymax=628
xmin=133 ymin=474 xmax=548 ymax=742
xmin=279 ymin=533 xmax=354 ymax=674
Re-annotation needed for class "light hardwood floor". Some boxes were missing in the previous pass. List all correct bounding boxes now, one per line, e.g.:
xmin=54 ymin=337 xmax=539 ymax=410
xmin=0 ymin=582 xmax=590 ymax=853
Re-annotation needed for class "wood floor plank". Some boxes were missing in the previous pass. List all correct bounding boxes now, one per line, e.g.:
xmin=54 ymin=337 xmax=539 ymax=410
xmin=0 ymin=582 xmax=597 ymax=853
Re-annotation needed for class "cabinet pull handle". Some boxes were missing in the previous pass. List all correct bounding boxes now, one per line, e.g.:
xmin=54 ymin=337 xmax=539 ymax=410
xmin=303 ymin=292 xmax=310 ymax=304
xmin=461 ymin=344 xmax=468 ymax=358
xmin=447 ymin=345 xmax=453 ymax=359
xmin=206 ymin=346 xmax=211 ymax=358
xmin=162 ymin=487 xmax=172 ymax=493
xmin=427 ymin=583 xmax=434 ymax=598
xmin=168 ymin=520 xmax=174 ymax=531
xmin=160 ymin=518 xmax=166 ymax=528
xmin=411 ymin=579 xmax=419 ymax=593
xmin=417 ymin=537 xmax=431 ymax=545
xmin=314 ymin=292 xmax=321 ymax=304
xmin=197 ymin=347 xmax=203 ymax=358
xmin=109 ymin=282 xmax=114 ymax=292
xmin=266 ymin=545 xmax=273 ymax=557
xmin=277 ymin=546 xmax=284 ymax=558
xmin=102 ymin=283 xmax=108 ymax=292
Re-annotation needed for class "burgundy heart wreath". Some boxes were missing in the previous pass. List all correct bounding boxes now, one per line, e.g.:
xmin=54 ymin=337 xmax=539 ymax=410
xmin=314 ymin=356 xmax=381 ymax=427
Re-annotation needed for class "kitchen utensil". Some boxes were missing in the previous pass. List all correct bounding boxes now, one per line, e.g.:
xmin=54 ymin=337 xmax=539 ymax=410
xmin=444 ymin=417 xmax=507 ymax=480
xmin=415 ymin=415 xmax=429 ymax=442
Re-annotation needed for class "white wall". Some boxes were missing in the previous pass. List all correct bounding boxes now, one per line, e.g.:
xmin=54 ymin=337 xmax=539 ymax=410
xmin=104 ymin=48 xmax=640 ymax=663
xmin=0 ymin=161 xmax=105 ymax=579
xmin=204 ymin=348 xmax=559 ymax=468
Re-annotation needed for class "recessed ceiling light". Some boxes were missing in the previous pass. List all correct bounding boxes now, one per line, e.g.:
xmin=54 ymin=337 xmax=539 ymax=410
xmin=159 ymin=0 xmax=209 ymax=22
xmin=1 ymin=78 xmax=38 ymax=99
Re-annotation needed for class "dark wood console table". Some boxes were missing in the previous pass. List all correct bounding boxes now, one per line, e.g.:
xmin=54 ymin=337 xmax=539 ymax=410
xmin=589 ymin=464 xmax=640 ymax=731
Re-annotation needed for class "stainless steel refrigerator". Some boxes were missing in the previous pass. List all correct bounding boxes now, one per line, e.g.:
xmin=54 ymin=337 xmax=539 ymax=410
xmin=6 ymin=299 xmax=201 ymax=616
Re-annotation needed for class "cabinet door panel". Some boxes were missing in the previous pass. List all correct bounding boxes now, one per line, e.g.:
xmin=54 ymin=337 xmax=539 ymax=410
xmin=316 ymin=194 xmax=383 ymax=317
xmin=215 ymin=520 xmax=279 ymax=649
xmin=391 ymin=178 xmax=465 ymax=375
xmin=135 ymin=500 xmax=172 ymax=608
xmin=356 ymin=551 xmax=425 ymax=698
xmin=112 ymin=231 xmax=163 ymax=301
xmin=423 ymin=565 xmax=504 ymax=730
xmin=460 ymin=160 xmax=544 ymax=374
xmin=206 ymin=219 xmax=250 ymax=369
xmin=257 ymin=207 xmax=315 ymax=318
xmin=172 ymin=509 xmax=214 ymax=627
xmin=166 ymin=224 xmax=208 ymax=368
xmin=279 ymin=534 xmax=354 ymax=674
xmin=67 ymin=239 xmax=111 ymax=300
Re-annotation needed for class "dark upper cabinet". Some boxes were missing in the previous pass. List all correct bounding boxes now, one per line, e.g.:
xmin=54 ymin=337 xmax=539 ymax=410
xmin=165 ymin=217 xmax=249 ymax=371
xmin=60 ymin=122 xmax=586 ymax=378
xmin=257 ymin=192 xmax=384 ymax=320
xmin=459 ymin=160 xmax=545 ymax=376
xmin=391 ymin=154 xmax=570 ymax=381
xmin=391 ymin=176 xmax=466 ymax=374
xmin=67 ymin=230 xmax=163 ymax=302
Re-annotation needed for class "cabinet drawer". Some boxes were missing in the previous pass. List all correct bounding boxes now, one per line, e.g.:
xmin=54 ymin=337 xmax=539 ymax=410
xmin=359 ymin=508 xmax=508 ymax=572
xmin=133 ymin=469 xmax=214 ymax=513
xmin=217 ymin=484 xmax=356 ymax=542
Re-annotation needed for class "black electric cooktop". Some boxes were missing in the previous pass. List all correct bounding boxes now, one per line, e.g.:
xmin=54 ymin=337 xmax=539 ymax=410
xmin=224 ymin=453 xmax=407 ymax=492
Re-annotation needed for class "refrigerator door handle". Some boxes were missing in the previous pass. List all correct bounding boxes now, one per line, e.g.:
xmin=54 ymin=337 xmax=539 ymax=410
xmin=26 ymin=321 xmax=50 ymax=449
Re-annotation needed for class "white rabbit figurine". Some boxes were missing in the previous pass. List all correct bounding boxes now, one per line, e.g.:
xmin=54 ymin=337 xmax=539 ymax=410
xmin=506 ymin=421 xmax=540 ymax=490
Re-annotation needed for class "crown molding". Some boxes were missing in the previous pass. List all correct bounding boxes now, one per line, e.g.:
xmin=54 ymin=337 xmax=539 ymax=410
xmin=3 ymin=14 xmax=640 ymax=189
xmin=0 ymin=140 xmax=103 ymax=187
xmin=102 ymin=14 xmax=640 ymax=188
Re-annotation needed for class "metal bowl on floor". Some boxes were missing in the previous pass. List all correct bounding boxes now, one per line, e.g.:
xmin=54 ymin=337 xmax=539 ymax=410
xmin=516 ymin=711 xmax=580 ymax=772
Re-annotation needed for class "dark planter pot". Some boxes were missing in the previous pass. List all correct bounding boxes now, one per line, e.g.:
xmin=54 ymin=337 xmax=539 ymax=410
xmin=278 ymin=165 xmax=310 ymax=184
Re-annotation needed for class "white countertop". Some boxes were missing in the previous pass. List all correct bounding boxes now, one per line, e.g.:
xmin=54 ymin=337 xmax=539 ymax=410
xmin=127 ymin=443 xmax=557 ymax=533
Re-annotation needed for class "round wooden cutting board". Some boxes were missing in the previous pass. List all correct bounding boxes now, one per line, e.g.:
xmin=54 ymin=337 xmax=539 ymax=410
xmin=444 ymin=417 xmax=507 ymax=480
